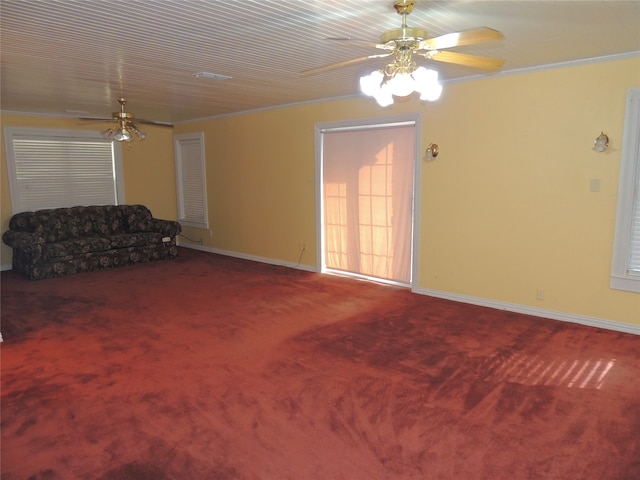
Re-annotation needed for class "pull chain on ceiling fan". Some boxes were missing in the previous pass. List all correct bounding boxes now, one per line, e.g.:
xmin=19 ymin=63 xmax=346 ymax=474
xmin=303 ymin=0 xmax=505 ymax=106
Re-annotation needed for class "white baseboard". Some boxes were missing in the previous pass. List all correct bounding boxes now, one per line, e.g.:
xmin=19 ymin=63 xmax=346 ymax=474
xmin=182 ymin=244 xmax=640 ymax=336
xmin=413 ymin=286 xmax=640 ymax=336
xmin=178 ymin=243 xmax=317 ymax=273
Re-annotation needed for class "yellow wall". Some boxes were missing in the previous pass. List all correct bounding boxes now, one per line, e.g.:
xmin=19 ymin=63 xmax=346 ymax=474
xmin=2 ymin=56 xmax=639 ymax=327
xmin=418 ymin=60 xmax=639 ymax=323
xmin=173 ymin=56 xmax=640 ymax=326
xmin=0 ymin=114 xmax=177 ymax=265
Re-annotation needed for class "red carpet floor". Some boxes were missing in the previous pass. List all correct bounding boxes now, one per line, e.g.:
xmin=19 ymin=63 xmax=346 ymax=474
xmin=1 ymin=248 xmax=639 ymax=479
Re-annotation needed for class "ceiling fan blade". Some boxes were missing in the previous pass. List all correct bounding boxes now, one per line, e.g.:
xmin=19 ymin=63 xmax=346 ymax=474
xmin=301 ymin=53 xmax=393 ymax=77
xmin=326 ymin=37 xmax=394 ymax=51
xmin=137 ymin=119 xmax=173 ymax=127
xmin=419 ymin=27 xmax=504 ymax=50
xmin=79 ymin=116 xmax=171 ymax=127
xmin=78 ymin=116 xmax=113 ymax=122
xmin=424 ymin=50 xmax=504 ymax=70
xmin=326 ymin=37 xmax=378 ymax=48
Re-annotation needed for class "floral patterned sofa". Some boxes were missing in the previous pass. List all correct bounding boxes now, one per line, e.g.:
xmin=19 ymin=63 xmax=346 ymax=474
xmin=2 ymin=205 xmax=181 ymax=279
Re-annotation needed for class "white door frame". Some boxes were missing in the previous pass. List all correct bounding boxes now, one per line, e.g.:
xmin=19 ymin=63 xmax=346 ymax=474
xmin=314 ymin=113 xmax=423 ymax=290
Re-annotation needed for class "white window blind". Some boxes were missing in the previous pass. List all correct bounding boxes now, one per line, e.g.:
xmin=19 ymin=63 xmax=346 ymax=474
xmin=611 ymin=87 xmax=640 ymax=292
xmin=630 ymin=160 xmax=640 ymax=275
xmin=174 ymin=132 xmax=208 ymax=229
xmin=4 ymin=127 xmax=124 ymax=213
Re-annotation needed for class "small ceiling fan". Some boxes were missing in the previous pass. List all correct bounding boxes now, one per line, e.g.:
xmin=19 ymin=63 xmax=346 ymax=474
xmin=79 ymin=98 xmax=171 ymax=143
xmin=303 ymin=0 xmax=505 ymax=77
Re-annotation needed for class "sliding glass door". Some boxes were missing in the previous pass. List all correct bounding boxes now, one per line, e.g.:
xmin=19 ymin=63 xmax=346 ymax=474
xmin=319 ymin=119 xmax=417 ymax=285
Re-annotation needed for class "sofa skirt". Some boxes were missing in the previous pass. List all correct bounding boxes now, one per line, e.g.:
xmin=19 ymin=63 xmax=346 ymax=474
xmin=13 ymin=243 xmax=179 ymax=280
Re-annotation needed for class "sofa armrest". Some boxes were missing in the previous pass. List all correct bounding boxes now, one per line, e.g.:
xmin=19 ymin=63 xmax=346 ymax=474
xmin=2 ymin=230 xmax=45 ymax=255
xmin=152 ymin=219 xmax=182 ymax=237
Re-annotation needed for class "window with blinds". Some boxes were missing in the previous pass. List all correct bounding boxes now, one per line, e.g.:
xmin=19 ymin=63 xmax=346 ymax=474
xmin=611 ymin=87 xmax=640 ymax=293
xmin=629 ymin=171 xmax=640 ymax=276
xmin=3 ymin=127 xmax=124 ymax=214
xmin=174 ymin=132 xmax=208 ymax=229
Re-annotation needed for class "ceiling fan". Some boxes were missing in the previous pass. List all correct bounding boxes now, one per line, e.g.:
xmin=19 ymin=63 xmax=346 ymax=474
xmin=302 ymin=0 xmax=505 ymax=105
xmin=79 ymin=98 xmax=171 ymax=143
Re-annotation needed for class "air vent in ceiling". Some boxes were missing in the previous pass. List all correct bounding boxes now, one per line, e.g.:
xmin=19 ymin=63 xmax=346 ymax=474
xmin=193 ymin=72 xmax=232 ymax=80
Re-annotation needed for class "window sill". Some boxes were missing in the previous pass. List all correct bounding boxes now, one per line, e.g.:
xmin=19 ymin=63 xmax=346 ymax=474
xmin=610 ymin=275 xmax=640 ymax=293
xmin=179 ymin=220 xmax=209 ymax=230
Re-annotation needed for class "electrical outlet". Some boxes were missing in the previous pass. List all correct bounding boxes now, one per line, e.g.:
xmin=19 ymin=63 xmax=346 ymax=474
xmin=536 ymin=289 xmax=544 ymax=300
xmin=208 ymin=229 xmax=213 ymax=238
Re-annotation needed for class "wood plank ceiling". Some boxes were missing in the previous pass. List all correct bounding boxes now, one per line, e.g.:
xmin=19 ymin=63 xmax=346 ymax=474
xmin=1 ymin=1 xmax=639 ymax=124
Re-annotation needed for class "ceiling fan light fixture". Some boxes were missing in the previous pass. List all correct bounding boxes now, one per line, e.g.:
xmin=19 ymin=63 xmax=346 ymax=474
xmin=360 ymin=70 xmax=384 ymax=96
xmin=418 ymin=82 xmax=443 ymax=102
xmin=387 ymin=71 xmax=416 ymax=97
xmin=111 ymin=127 xmax=131 ymax=142
xmin=414 ymin=67 xmax=443 ymax=101
xmin=129 ymin=124 xmax=147 ymax=141
xmin=101 ymin=127 xmax=116 ymax=141
xmin=118 ymin=130 xmax=132 ymax=142
xmin=98 ymin=99 xmax=147 ymax=144
xmin=412 ymin=66 xmax=435 ymax=84
xmin=360 ymin=64 xmax=442 ymax=105
xmin=374 ymin=84 xmax=394 ymax=107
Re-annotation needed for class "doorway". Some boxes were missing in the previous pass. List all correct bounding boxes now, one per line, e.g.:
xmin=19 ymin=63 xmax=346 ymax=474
xmin=316 ymin=115 xmax=421 ymax=287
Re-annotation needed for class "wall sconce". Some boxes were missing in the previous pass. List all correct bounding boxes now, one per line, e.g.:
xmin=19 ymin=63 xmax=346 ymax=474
xmin=425 ymin=143 xmax=439 ymax=161
xmin=594 ymin=132 xmax=609 ymax=152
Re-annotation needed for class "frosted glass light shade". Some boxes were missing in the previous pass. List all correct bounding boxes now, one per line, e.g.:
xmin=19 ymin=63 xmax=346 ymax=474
xmin=387 ymin=72 xmax=416 ymax=97
xmin=414 ymin=67 xmax=443 ymax=102
xmin=113 ymin=129 xmax=131 ymax=142
xmin=374 ymin=83 xmax=394 ymax=107
xmin=418 ymin=83 xmax=443 ymax=102
xmin=360 ymin=70 xmax=384 ymax=97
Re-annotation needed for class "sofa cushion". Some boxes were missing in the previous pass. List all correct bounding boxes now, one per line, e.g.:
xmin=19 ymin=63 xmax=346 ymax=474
xmin=83 ymin=206 xmax=126 ymax=236
xmin=9 ymin=206 xmax=126 ymax=242
xmin=109 ymin=232 xmax=165 ymax=249
xmin=123 ymin=205 xmax=154 ymax=233
xmin=15 ymin=208 xmax=77 ymax=243
xmin=43 ymin=237 xmax=112 ymax=259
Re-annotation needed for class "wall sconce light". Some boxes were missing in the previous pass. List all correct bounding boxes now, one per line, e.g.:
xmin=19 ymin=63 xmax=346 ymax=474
xmin=425 ymin=143 xmax=439 ymax=161
xmin=594 ymin=132 xmax=609 ymax=152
